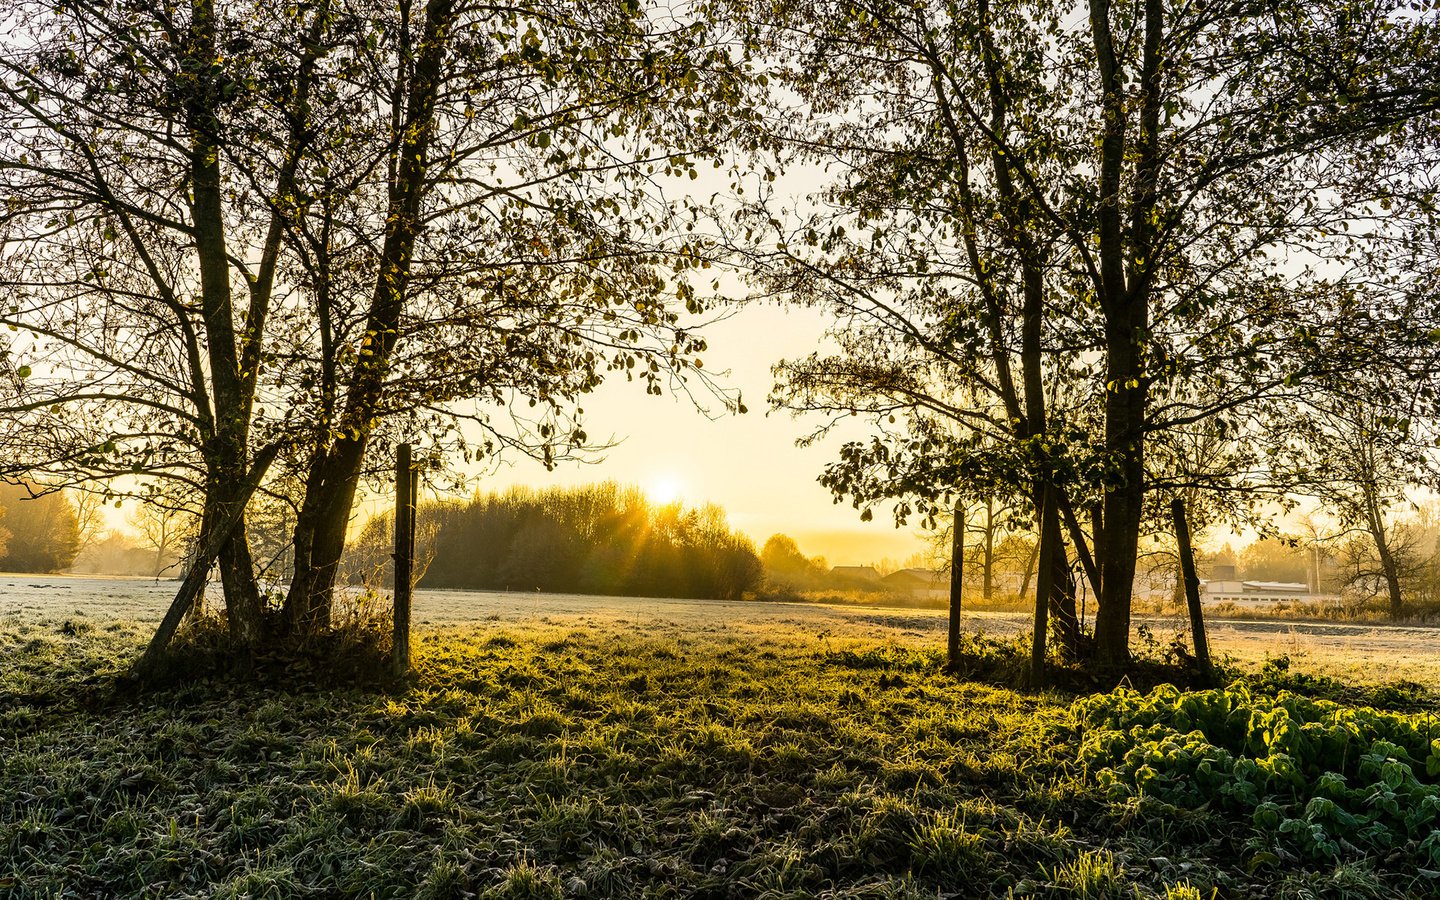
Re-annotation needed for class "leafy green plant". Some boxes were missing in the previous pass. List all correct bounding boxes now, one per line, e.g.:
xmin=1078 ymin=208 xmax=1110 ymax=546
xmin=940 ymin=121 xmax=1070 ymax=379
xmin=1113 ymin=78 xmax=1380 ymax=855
xmin=1073 ymin=681 xmax=1440 ymax=865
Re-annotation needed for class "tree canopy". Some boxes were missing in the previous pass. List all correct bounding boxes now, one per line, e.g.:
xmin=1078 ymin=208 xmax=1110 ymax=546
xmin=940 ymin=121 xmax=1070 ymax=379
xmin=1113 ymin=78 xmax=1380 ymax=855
xmin=725 ymin=0 xmax=1440 ymax=663
xmin=0 ymin=0 xmax=749 ymax=651
xmin=0 ymin=484 xmax=81 ymax=574
xmin=1 ymin=0 xmax=1437 ymax=673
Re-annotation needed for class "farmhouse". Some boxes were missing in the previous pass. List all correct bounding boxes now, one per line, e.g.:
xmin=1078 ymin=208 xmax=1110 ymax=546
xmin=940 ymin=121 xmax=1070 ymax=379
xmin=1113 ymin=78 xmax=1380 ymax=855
xmin=882 ymin=567 xmax=948 ymax=601
xmin=829 ymin=565 xmax=882 ymax=585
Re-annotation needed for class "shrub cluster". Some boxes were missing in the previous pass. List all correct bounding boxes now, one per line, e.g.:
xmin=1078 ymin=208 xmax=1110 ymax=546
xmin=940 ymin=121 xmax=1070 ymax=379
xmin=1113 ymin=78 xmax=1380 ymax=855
xmin=347 ymin=482 xmax=763 ymax=601
xmin=1074 ymin=682 xmax=1440 ymax=865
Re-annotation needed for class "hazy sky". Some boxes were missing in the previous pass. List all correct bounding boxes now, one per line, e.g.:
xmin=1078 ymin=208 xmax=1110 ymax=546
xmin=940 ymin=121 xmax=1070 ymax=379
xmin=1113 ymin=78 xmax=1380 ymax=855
xmin=465 ymin=301 xmax=934 ymax=567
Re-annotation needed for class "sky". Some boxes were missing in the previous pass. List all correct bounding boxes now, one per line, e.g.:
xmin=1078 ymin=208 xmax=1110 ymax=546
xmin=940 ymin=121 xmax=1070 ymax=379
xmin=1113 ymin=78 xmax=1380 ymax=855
xmin=454 ymin=301 xmax=935 ymax=568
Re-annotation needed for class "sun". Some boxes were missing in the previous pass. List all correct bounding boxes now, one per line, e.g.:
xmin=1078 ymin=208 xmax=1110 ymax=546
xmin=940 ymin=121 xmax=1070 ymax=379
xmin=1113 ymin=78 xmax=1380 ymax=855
xmin=645 ymin=474 xmax=685 ymax=506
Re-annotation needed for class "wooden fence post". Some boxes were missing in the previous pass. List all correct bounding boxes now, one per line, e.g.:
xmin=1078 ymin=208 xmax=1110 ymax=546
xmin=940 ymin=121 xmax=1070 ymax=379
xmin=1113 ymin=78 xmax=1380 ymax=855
xmin=1031 ymin=482 xmax=1056 ymax=688
xmin=947 ymin=502 xmax=964 ymax=670
xmin=1171 ymin=497 xmax=1213 ymax=680
xmin=393 ymin=444 xmax=416 ymax=677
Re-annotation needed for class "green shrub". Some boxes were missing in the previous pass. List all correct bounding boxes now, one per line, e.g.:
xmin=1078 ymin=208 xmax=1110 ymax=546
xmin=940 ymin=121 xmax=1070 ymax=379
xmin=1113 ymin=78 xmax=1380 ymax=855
xmin=1073 ymin=682 xmax=1440 ymax=864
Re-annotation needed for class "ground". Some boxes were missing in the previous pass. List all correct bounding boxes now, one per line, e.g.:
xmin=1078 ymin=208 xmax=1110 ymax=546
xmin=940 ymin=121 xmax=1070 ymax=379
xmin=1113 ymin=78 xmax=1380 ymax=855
xmin=7 ymin=575 xmax=1440 ymax=683
xmin=3 ymin=579 xmax=1440 ymax=898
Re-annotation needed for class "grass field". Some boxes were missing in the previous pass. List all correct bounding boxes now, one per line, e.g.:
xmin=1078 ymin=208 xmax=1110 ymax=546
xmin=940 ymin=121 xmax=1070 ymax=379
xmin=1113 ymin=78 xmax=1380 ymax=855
xmin=4 ymin=612 xmax=1440 ymax=899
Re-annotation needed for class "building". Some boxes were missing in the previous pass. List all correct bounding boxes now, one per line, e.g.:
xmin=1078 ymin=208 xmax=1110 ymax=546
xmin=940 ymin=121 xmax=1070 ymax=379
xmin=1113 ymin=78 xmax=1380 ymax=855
xmin=882 ymin=567 xmax=948 ymax=601
xmin=1203 ymin=580 xmax=1311 ymax=603
xmin=830 ymin=565 xmax=882 ymax=585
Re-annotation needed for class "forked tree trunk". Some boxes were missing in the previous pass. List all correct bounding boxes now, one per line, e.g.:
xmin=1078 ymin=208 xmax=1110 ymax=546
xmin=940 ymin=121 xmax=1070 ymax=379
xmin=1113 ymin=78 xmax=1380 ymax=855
xmin=284 ymin=0 xmax=456 ymax=636
xmin=287 ymin=438 xmax=367 ymax=633
xmin=1087 ymin=0 xmax=1163 ymax=670
xmin=187 ymin=0 xmax=266 ymax=647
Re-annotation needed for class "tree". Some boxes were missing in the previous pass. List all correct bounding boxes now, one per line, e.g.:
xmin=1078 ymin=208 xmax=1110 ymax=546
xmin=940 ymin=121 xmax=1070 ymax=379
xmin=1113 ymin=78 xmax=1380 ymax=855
xmin=1279 ymin=384 xmax=1440 ymax=616
xmin=129 ymin=502 xmax=200 ymax=578
xmin=933 ymin=497 xmax=1024 ymax=601
xmin=730 ymin=0 xmax=1440 ymax=665
xmin=1 ymin=0 xmax=749 ymax=656
xmin=1240 ymin=538 xmax=1309 ymax=585
xmin=0 ymin=0 xmax=338 ymax=644
xmin=760 ymin=533 xmax=828 ymax=590
xmin=69 ymin=489 xmax=106 ymax=560
xmin=1295 ymin=512 xmax=1341 ymax=596
xmin=0 ymin=483 xmax=81 ymax=573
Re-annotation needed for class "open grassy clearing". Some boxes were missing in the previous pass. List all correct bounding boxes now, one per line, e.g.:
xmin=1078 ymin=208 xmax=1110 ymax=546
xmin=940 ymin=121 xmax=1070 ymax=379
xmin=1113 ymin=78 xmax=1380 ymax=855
xmin=8 ymin=576 xmax=1440 ymax=687
xmin=3 ymin=615 xmax=1440 ymax=898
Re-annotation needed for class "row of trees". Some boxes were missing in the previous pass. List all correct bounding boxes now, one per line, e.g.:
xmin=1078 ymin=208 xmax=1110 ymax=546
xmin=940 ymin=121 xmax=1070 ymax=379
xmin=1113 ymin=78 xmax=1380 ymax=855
xmin=0 ymin=482 xmax=206 ymax=576
xmin=946 ymin=498 xmax=1440 ymax=614
xmin=0 ymin=0 xmax=748 ymax=654
xmin=1 ymin=0 xmax=1436 ymax=671
xmin=733 ymin=0 xmax=1440 ymax=663
xmin=346 ymin=483 xmax=762 ymax=601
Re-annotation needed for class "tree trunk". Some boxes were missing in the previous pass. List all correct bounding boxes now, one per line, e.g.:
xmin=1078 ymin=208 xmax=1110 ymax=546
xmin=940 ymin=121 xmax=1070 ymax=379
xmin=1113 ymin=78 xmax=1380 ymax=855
xmin=981 ymin=497 xmax=994 ymax=600
xmin=286 ymin=438 xmax=366 ymax=633
xmin=1031 ymin=483 xmax=1057 ymax=686
xmin=1085 ymin=0 xmax=1164 ymax=670
xmin=1051 ymin=543 xmax=1080 ymax=661
xmin=1019 ymin=539 xmax=1039 ymax=599
xmin=1366 ymin=497 xmax=1404 ymax=618
xmin=137 ymin=442 xmax=283 ymax=673
xmin=1093 ymin=319 xmax=1147 ymax=667
xmin=187 ymin=0 xmax=264 ymax=647
xmin=283 ymin=0 xmax=456 ymax=636
xmin=947 ymin=502 xmax=964 ymax=670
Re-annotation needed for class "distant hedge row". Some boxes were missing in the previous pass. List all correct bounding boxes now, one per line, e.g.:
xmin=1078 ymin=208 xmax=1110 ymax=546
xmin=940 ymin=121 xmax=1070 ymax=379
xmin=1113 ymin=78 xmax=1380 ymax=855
xmin=346 ymin=482 xmax=762 ymax=600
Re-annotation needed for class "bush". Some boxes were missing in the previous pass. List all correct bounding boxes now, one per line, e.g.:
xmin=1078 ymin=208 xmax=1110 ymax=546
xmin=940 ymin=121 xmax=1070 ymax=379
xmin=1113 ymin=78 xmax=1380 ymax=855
xmin=1071 ymin=681 xmax=1440 ymax=864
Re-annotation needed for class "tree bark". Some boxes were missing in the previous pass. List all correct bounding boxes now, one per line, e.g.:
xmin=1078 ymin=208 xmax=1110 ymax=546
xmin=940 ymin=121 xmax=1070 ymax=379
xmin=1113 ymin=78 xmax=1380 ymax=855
xmin=284 ymin=0 xmax=457 ymax=635
xmin=1365 ymin=493 xmax=1404 ymax=618
xmin=1172 ymin=498 xmax=1212 ymax=678
xmin=1051 ymin=537 xmax=1080 ymax=661
xmin=981 ymin=497 xmax=994 ymax=600
xmin=1031 ymin=483 xmax=1057 ymax=687
xmin=136 ymin=441 xmax=283 ymax=674
xmin=947 ymin=502 xmax=964 ymax=670
xmin=1018 ymin=538 xmax=1039 ymax=599
xmin=186 ymin=0 xmax=264 ymax=646
xmin=1093 ymin=334 xmax=1147 ymax=667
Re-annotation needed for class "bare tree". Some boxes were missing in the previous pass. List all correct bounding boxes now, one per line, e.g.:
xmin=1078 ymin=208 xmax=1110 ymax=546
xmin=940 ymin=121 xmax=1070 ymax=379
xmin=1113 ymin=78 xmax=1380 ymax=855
xmin=129 ymin=502 xmax=199 ymax=578
xmin=1281 ymin=385 xmax=1440 ymax=617
xmin=68 ymin=489 xmax=106 ymax=559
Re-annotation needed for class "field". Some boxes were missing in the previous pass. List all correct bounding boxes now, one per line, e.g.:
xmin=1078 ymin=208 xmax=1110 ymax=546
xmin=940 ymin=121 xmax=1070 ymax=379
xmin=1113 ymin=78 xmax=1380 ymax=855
xmin=8 ymin=575 xmax=1440 ymax=684
xmin=5 ymin=579 xmax=1440 ymax=898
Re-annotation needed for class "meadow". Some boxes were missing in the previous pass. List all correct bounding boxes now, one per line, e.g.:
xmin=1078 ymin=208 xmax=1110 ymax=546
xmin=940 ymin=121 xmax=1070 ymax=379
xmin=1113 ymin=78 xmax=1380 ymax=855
xmin=5 ymin=602 xmax=1440 ymax=899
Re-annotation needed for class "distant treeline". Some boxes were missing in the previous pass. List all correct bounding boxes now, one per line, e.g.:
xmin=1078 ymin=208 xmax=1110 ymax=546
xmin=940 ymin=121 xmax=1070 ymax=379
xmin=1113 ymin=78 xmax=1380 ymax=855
xmin=346 ymin=483 xmax=762 ymax=601
xmin=0 ymin=483 xmax=80 ymax=573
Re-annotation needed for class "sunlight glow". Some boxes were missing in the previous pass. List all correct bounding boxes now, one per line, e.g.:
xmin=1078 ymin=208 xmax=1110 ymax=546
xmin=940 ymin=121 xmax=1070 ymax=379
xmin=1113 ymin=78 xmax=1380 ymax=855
xmin=645 ymin=474 xmax=685 ymax=506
